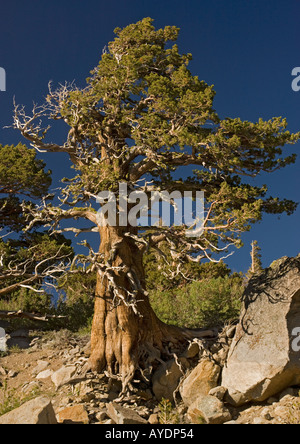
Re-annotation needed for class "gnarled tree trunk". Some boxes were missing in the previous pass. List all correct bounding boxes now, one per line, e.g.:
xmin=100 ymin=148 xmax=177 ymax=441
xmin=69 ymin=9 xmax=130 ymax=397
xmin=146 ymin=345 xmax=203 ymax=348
xmin=89 ymin=225 xmax=207 ymax=391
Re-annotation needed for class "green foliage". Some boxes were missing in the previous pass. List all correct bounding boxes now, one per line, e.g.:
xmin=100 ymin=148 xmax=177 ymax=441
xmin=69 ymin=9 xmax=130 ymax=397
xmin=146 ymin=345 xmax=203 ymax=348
xmin=0 ymin=143 xmax=51 ymax=198
xmin=0 ymin=144 xmax=76 ymax=323
xmin=158 ymin=398 xmax=180 ymax=424
xmin=150 ymin=275 xmax=243 ymax=329
xmin=286 ymin=392 xmax=300 ymax=424
xmin=0 ymin=143 xmax=51 ymax=231
xmin=144 ymin=243 xmax=232 ymax=291
xmin=0 ymin=380 xmax=42 ymax=416
xmin=145 ymin=242 xmax=243 ymax=329
xmin=0 ymin=271 xmax=95 ymax=333
xmin=54 ymin=270 xmax=96 ymax=332
xmin=13 ymin=288 xmax=52 ymax=314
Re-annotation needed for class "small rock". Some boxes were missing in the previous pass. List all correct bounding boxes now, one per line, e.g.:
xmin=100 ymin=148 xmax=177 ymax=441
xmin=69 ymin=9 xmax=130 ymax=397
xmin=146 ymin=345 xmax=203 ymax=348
xmin=182 ymin=342 xmax=200 ymax=359
xmin=68 ymin=346 xmax=80 ymax=357
xmin=21 ymin=381 xmax=41 ymax=395
xmin=36 ymin=369 xmax=54 ymax=380
xmin=59 ymin=396 xmax=74 ymax=406
xmin=32 ymin=360 xmax=49 ymax=376
xmin=225 ymin=325 xmax=236 ymax=339
xmin=104 ymin=419 xmax=116 ymax=425
xmin=187 ymin=395 xmax=232 ymax=425
xmin=267 ymin=397 xmax=278 ymax=404
xmin=57 ymin=404 xmax=89 ymax=424
xmin=148 ymin=413 xmax=160 ymax=424
xmin=213 ymin=347 xmax=228 ymax=366
xmin=208 ymin=386 xmax=227 ymax=401
xmin=279 ymin=388 xmax=296 ymax=400
xmin=95 ymin=411 xmax=108 ymax=422
xmin=51 ymin=365 xmax=77 ymax=389
xmin=252 ymin=417 xmax=268 ymax=424
xmin=80 ymin=389 xmax=95 ymax=403
xmin=29 ymin=337 xmax=40 ymax=347
xmin=107 ymin=402 xmax=148 ymax=425
xmin=261 ymin=408 xmax=273 ymax=421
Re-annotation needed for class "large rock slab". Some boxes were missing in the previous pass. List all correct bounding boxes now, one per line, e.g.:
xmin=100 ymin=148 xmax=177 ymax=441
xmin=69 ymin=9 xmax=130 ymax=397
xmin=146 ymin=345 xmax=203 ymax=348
xmin=0 ymin=396 xmax=57 ymax=424
xmin=222 ymin=254 xmax=300 ymax=406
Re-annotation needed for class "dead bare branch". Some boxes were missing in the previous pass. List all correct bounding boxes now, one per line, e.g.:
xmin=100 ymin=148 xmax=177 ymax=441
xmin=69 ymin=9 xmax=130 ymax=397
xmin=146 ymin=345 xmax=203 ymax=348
xmin=0 ymin=310 xmax=66 ymax=322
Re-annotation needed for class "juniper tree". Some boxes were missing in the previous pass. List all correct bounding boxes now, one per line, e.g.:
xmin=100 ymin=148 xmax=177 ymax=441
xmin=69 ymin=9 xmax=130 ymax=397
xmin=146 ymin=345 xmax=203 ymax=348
xmin=11 ymin=18 xmax=299 ymax=390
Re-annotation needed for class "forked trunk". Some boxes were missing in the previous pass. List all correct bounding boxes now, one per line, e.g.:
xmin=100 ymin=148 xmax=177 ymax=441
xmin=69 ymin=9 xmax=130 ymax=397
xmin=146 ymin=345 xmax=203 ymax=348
xmin=89 ymin=225 xmax=199 ymax=391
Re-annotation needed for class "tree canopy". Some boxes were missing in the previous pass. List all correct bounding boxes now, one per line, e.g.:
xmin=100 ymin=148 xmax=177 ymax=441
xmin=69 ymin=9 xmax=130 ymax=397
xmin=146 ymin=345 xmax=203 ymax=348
xmin=11 ymin=18 xmax=299 ymax=264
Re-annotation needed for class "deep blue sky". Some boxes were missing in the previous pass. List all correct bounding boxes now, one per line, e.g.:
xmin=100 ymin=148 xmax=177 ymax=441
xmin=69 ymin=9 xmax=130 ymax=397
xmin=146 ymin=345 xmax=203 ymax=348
xmin=0 ymin=0 xmax=299 ymax=273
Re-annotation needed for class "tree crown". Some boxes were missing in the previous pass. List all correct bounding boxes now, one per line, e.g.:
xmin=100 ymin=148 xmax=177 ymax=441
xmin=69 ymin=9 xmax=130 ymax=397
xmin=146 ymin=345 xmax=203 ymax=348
xmin=11 ymin=18 xmax=300 ymax=262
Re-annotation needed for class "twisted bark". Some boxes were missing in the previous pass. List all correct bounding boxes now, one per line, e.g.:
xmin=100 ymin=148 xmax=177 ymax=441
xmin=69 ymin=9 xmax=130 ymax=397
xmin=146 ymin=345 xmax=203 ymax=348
xmin=89 ymin=225 xmax=214 ymax=391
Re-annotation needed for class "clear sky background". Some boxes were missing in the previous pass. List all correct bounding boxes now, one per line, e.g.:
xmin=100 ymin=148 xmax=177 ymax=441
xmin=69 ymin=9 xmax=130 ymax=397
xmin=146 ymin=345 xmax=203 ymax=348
xmin=0 ymin=0 xmax=299 ymax=273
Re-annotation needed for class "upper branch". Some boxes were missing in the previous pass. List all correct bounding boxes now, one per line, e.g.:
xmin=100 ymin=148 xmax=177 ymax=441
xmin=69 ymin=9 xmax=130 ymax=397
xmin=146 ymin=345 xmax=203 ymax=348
xmin=22 ymin=198 xmax=98 ymax=234
xmin=10 ymin=86 xmax=81 ymax=164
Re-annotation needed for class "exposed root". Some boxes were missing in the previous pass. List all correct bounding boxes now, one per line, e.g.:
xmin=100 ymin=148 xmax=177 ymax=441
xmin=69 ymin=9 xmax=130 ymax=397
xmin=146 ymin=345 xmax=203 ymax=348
xmin=89 ymin=225 xmax=220 ymax=395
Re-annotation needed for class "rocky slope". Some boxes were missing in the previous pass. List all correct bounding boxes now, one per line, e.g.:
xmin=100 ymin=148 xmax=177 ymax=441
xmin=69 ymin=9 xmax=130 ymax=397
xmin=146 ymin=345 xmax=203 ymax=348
xmin=0 ymin=327 xmax=299 ymax=424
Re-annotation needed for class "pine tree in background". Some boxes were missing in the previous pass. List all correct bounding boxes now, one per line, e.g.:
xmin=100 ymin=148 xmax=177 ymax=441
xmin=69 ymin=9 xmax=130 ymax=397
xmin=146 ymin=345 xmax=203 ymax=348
xmin=0 ymin=143 xmax=51 ymax=232
xmin=0 ymin=143 xmax=73 ymax=314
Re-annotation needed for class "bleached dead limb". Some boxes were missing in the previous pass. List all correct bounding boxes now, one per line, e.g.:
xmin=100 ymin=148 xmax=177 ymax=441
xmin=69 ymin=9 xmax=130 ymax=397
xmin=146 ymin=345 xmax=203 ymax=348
xmin=0 ymin=310 xmax=66 ymax=322
xmin=54 ymin=226 xmax=99 ymax=237
xmin=21 ymin=200 xmax=98 ymax=233
xmin=19 ymin=284 xmax=45 ymax=293
xmin=0 ymin=244 xmax=73 ymax=297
